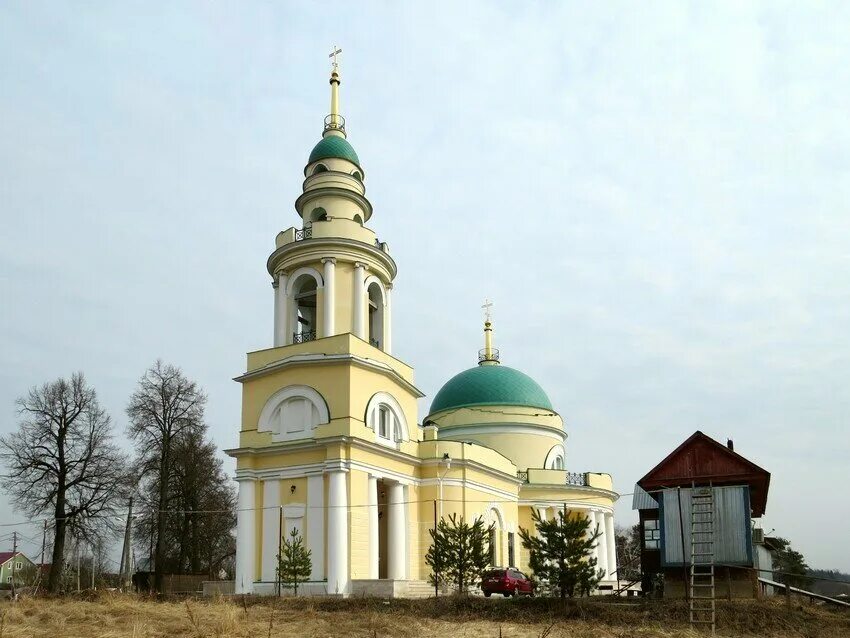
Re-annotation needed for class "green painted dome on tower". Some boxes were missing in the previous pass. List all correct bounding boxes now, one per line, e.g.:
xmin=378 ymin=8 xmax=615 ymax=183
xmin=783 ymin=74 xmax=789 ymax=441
xmin=428 ymin=365 xmax=554 ymax=415
xmin=308 ymin=135 xmax=361 ymax=167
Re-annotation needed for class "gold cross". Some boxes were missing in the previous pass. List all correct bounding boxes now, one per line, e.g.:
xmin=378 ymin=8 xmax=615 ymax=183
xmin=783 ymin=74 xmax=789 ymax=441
xmin=482 ymin=299 xmax=493 ymax=323
xmin=329 ymin=46 xmax=342 ymax=70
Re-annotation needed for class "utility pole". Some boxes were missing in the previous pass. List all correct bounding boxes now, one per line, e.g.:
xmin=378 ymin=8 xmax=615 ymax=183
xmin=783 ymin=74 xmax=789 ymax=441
xmin=91 ymin=541 xmax=96 ymax=590
xmin=34 ymin=520 xmax=48 ymax=594
xmin=119 ymin=497 xmax=134 ymax=590
xmin=433 ymin=500 xmax=438 ymax=598
xmin=76 ymin=536 xmax=81 ymax=592
xmin=11 ymin=531 xmax=17 ymax=598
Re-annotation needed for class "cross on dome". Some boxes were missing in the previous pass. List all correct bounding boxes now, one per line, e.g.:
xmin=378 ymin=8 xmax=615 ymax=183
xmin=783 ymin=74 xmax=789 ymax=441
xmin=482 ymin=298 xmax=493 ymax=324
xmin=329 ymin=45 xmax=342 ymax=70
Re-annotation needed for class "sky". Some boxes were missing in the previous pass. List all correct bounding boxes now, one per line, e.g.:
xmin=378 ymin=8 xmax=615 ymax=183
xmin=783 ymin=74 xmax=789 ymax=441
xmin=1 ymin=2 xmax=848 ymax=572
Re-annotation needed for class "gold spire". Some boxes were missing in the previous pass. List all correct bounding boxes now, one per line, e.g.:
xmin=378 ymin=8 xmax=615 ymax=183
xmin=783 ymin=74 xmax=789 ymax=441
xmin=479 ymin=299 xmax=499 ymax=365
xmin=326 ymin=45 xmax=344 ymax=136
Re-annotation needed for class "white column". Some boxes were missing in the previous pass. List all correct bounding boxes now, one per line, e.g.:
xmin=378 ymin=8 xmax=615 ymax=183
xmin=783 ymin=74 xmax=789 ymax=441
xmin=595 ymin=510 xmax=609 ymax=579
xmin=535 ymin=505 xmax=548 ymax=531
xmin=276 ymin=271 xmax=289 ymax=346
xmin=272 ymin=280 xmax=280 ymax=346
xmin=353 ymin=262 xmax=366 ymax=339
xmin=235 ymin=479 xmax=256 ymax=594
xmin=387 ymin=482 xmax=405 ymax=580
xmin=605 ymin=512 xmax=617 ymax=581
xmin=368 ymin=475 xmax=379 ymax=579
xmin=307 ymin=475 xmax=325 ymax=581
xmin=384 ymin=284 xmax=392 ymax=355
xmin=588 ymin=510 xmax=603 ymax=577
xmin=326 ymin=470 xmax=349 ymax=595
xmin=261 ymin=480 xmax=281 ymax=583
xmin=322 ymin=258 xmax=336 ymax=337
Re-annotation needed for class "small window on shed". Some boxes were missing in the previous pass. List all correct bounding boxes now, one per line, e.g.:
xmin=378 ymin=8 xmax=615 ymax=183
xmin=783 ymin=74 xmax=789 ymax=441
xmin=643 ymin=519 xmax=661 ymax=549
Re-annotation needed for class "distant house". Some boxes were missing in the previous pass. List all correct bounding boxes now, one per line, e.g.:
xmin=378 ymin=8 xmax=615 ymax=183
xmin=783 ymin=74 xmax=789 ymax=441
xmin=0 ymin=552 xmax=37 ymax=588
xmin=633 ymin=431 xmax=771 ymax=599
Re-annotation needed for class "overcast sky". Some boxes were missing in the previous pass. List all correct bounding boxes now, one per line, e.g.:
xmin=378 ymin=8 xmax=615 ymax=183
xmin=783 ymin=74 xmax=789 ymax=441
xmin=1 ymin=2 xmax=848 ymax=572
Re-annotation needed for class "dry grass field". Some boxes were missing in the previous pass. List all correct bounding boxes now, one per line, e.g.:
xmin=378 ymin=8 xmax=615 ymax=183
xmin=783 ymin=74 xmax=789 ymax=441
xmin=0 ymin=593 xmax=847 ymax=638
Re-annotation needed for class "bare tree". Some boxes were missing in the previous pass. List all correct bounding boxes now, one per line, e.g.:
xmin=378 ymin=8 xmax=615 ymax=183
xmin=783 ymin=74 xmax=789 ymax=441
xmin=0 ymin=373 xmax=128 ymax=592
xmin=134 ymin=430 xmax=235 ymax=578
xmin=126 ymin=360 xmax=206 ymax=593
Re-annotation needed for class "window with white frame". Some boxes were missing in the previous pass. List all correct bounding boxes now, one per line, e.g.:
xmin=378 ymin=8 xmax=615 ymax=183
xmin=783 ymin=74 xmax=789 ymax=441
xmin=365 ymin=392 xmax=408 ymax=447
xmin=378 ymin=405 xmax=390 ymax=439
xmin=257 ymin=385 xmax=329 ymax=442
xmin=545 ymin=444 xmax=566 ymax=470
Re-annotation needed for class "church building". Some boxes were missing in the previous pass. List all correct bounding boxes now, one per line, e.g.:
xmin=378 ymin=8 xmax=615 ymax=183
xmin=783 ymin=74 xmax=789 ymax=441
xmin=227 ymin=57 xmax=619 ymax=597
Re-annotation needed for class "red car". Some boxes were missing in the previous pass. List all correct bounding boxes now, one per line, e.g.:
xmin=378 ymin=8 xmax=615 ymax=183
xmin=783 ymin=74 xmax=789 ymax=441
xmin=481 ymin=568 xmax=534 ymax=597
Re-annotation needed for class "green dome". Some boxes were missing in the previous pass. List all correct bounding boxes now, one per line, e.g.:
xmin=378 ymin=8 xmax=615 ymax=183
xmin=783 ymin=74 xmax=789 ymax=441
xmin=308 ymin=135 xmax=360 ymax=167
xmin=428 ymin=365 xmax=554 ymax=415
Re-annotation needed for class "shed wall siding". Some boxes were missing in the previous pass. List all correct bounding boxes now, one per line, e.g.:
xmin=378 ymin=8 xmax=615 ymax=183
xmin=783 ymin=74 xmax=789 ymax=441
xmin=659 ymin=486 xmax=753 ymax=566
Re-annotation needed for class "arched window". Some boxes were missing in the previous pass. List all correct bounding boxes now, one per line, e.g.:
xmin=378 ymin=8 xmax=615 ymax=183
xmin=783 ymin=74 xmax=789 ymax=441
xmin=367 ymin=281 xmax=384 ymax=349
xmin=545 ymin=444 xmax=566 ymax=470
xmin=312 ymin=163 xmax=328 ymax=175
xmin=309 ymin=207 xmax=328 ymax=222
xmin=365 ymin=392 xmax=409 ymax=447
xmin=290 ymin=273 xmax=318 ymax=342
xmin=352 ymin=170 xmax=363 ymax=182
xmin=258 ymin=385 xmax=329 ymax=442
xmin=353 ymin=214 xmax=363 ymax=225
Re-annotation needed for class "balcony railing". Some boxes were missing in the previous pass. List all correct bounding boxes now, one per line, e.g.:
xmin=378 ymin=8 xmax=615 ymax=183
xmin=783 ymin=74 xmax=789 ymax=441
xmin=292 ymin=330 xmax=316 ymax=344
xmin=323 ymin=114 xmax=346 ymax=135
xmin=566 ymin=472 xmax=587 ymax=486
xmin=516 ymin=470 xmax=588 ymax=487
xmin=478 ymin=348 xmax=500 ymax=363
xmin=295 ymin=226 xmax=312 ymax=241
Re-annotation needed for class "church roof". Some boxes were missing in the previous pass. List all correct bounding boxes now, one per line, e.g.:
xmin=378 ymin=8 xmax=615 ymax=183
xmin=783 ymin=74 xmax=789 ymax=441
xmin=428 ymin=365 xmax=554 ymax=415
xmin=308 ymin=135 xmax=361 ymax=167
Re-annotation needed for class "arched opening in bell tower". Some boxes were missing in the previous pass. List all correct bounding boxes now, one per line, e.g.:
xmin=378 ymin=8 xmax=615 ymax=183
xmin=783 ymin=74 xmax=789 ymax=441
xmin=291 ymin=275 xmax=318 ymax=342
xmin=367 ymin=281 xmax=384 ymax=349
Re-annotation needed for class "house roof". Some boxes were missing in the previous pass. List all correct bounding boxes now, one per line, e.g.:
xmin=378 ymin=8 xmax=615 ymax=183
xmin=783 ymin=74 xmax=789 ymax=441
xmin=0 ymin=551 xmax=21 ymax=565
xmin=637 ymin=430 xmax=771 ymax=517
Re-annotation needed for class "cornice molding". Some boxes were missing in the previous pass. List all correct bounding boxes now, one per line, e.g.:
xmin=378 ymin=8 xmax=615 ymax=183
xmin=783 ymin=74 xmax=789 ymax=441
xmin=267 ymin=237 xmax=397 ymax=280
xmin=233 ymin=352 xmax=424 ymax=398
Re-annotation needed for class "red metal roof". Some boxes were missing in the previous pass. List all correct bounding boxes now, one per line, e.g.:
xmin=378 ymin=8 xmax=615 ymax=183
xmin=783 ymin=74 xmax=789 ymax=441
xmin=637 ymin=430 xmax=771 ymax=517
xmin=0 ymin=551 xmax=21 ymax=565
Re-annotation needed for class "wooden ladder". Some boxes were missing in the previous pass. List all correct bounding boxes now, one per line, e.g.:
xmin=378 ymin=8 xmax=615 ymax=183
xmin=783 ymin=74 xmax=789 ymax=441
xmin=689 ymin=484 xmax=715 ymax=635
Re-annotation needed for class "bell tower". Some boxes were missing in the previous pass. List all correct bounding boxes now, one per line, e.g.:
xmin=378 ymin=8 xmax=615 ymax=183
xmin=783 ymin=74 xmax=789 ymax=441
xmin=268 ymin=50 xmax=396 ymax=352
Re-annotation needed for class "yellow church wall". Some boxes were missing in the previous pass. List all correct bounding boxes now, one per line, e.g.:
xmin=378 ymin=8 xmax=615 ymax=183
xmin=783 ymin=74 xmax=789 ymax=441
xmin=442 ymin=431 xmax=560 ymax=473
xmin=406 ymin=484 xmax=424 ymax=580
xmin=333 ymin=260 xmax=355 ymax=335
xmin=518 ymin=485 xmax=616 ymax=509
xmin=245 ymin=334 xmax=415 ymax=381
xmin=418 ymin=440 xmax=517 ymax=477
xmin=587 ymin=472 xmax=614 ymax=491
xmin=349 ymin=445 xmax=417 ymax=478
xmin=234 ymin=447 xmax=327 ymax=472
xmin=240 ymin=362 xmax=351 ymax=432
xmin=302 ymin=170 xmax=366 ymax=197
xmin=348 ymin=469 xmax=371 ymax=580
xmin=431 ymin=405 xmax=563 ymax=430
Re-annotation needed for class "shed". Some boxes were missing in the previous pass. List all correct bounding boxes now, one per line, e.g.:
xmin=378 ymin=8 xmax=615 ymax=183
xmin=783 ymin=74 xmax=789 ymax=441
xmin=634 ymin=431 xmax=771 ymax=599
